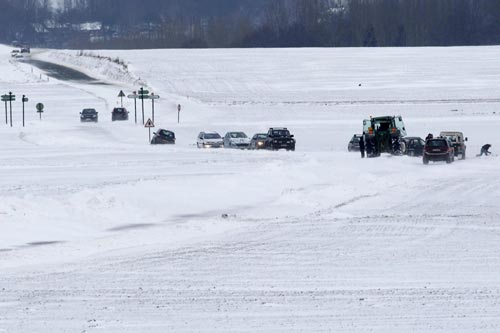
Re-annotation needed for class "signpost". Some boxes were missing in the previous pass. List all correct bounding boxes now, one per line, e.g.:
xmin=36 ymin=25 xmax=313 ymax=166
xmin=127 ymin=92 xmax=139 ymax=124
xmin=177 ymin=104 xmax=181 ymax=124
xmin=118 ymin=90 xmax=126 ymax=107
xmin=1 ymin=94 xmax=9 ymax=125
xmin=36 ymin=102 xmax=44 ymax=121
xmin=150 ymin=93 xmax=160 ymax=123
xmin=144 ymin=118 xmax=155 ymax=143
xmin=138 ymin=88 xmax=150 ymax=125
xmin=1 ymin=93 xmax=16 ymax=127
xmin=22 ymin=95 xmax=28 ymax=127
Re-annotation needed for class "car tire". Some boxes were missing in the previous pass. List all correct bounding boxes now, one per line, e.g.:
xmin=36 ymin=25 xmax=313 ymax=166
xmin=423 ymin=156 xmax=429 ymax=165
xmin=446 ymin=155 xmax=452 ymax=164
xmin=197 ymin=143 xmax=201 ymax=148
xmin=462 ymin=151 xmax=466 ymax=160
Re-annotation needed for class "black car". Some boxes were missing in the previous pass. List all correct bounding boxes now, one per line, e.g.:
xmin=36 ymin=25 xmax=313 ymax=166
xmin=80 ymin=108 xmax=98 ymax=122
xmin=348 ymin=134 xmax=362 ymax=152
xmin=249 ymin=133 xmax=268 ymax=150
xmin=401 ymin=137 xmax=425 ymax=157
xmin=423 ymin=138 xmax=455 ymax=164
xmin=112 ymin=107 xmax=129 ymax=121
xmin=265 ymin=128 xmax=295 ymax=151
xmin=151 ymin=129 xmax=175 ymax=144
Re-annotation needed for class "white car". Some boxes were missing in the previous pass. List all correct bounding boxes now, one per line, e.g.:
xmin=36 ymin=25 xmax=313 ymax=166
xmin=197 ymin=132 xmax=224 ymax=148
xmin=223 ymin=132 xmax=250 ymax=149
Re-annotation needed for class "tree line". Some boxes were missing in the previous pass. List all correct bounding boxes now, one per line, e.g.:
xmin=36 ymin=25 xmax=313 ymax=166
xmin=1 ymin=0 xmax=500 ymax=48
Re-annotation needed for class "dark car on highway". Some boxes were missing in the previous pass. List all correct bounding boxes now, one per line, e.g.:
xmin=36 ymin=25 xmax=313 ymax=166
xmin=401 ymin=137 xmax=425 ymax=157
xmin=80 ymin=108 xmax=98 ymax=122
xmin=265 ymin=127 xmax=295 ymax=151
xmin=151 ymin=129 xmax=175 ymax=145
xmin=111 ymin=107 xmax=129 ymax=121
xmin=249 ymin=133 xmax=268 ymax=150
xmin=423 ymin=138 xmax=455 ymax=164
xmin=348 ymin=134 xmax=362 ymax=152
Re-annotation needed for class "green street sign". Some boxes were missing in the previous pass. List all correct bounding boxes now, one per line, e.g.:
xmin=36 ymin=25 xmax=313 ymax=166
xmin=1 ymin=94 xmax=15 ymax=102
xmin=36 ymin=103 xmax=44 ymax=112
xmin=138 ymin=89 xmax=150 ymax=95
xmin=22 ymin=96 xmax=28 ymax=102
xmin=138 ymin=95 xmax=151 ymax=100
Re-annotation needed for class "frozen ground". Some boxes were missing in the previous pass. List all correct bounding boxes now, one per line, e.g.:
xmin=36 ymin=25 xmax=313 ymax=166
xmin=0 ymin=45 xmax=500 ymax=332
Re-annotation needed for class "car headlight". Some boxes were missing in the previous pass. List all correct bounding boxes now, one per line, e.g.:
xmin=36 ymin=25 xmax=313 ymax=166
xmin=257 ymin=142 xmax=264 ymax=146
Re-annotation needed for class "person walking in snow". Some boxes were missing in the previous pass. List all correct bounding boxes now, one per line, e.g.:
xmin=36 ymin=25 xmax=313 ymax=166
xmin=477 ymin=144 xmax=492 ymax=157
xmin=359 ymin=135 xmax=365 ymax=158
xmin=425 ymin=133 xmax=433 ymax=141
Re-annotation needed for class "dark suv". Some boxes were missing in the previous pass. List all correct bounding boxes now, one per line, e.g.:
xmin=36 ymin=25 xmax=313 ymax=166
xmin=111 ymin=107 xmax=129 ymax=121
xmin=80 ymin=108 xmax=98 ymax=122
xmin=265 ymin=128 xmax=295 ymax=151
xmin=423 ymin=138 xmax=455 ymax=164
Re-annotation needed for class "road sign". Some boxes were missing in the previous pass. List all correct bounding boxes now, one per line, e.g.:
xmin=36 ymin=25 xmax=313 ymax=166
xmin=22 ymin=96 xmax=28 ymax=102
xmin=178 ymin=104 xmax=181 ymax=112
xmin=138 ymin=89 xmax=150 ymax=95
xmin=128 ymin=92 xmax=139 ymax=124
xmin=127 ymin=93 xmax=139 ymax=99
xmin=36 ymin=103 xmax=44 ymax=112
xmin=118 ymin=90 xmax=126 ymax=98
xmin=138 ymin=95 xmax=151 ymax=100
xmin=1 ymin=94 xmax=15 ymax=102
xmin=145 ymin=118 xmax=155 ymax=143
xmin=150 ymin=93 xmax=160 ymax=100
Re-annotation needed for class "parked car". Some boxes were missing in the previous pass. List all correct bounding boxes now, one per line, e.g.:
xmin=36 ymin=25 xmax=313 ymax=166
xmin=151 ymin=129 xmax=175 ymax=145
xmin=10 ymin=50 xmax=20 ymax=58
xmin=423 ymin=138 xmax=455 ymax=164
xmin=265 ymin=127 xmax=295 ymax=151
xmin=80 ymin=108 xmax=98 ymax=122
xmin=439 ymin=131 xmax=467 ymax=159
xmin=249 ymin=133 xmax=268 ymax=150
xmin=197 ymin=132 xmax=224 ymax=148
xmin=111 ymin=107 xmax=129 ymax=121
xmin=401 ymin=137 xmax=425 ymax=157
xmin=363 ymin=115 xmax=407 ymax=157
xmin=223 ymin=132 xmax=250 ymax=149
xmin=348 ymin=134 xmax=363 ymax=152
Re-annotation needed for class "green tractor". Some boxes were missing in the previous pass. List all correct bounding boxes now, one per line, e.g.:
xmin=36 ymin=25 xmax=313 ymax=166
xmin=363 ymin=116 xmax=407 ymax=157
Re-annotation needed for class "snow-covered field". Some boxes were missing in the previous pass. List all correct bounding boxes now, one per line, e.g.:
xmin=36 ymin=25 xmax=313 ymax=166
xmin=1 ymin=45 xmax=500 ymax=332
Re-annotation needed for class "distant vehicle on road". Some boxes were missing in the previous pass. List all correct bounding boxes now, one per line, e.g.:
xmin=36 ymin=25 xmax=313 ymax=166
xmin=348 ymin=134 xmax=363 ymax=152
xmin=223 ymin=132 xmax=250 ymax=149
xmin=363 ymin=116 xmax=407 ymax=157
xmin=401 ymin=137 xmax=425 ymax=157
xmin=197 ymin=132 xmax=224 ymax=148
xmin=80 ymin=108 xmax=98 ymax=122
xmin=20 ymin=47 xmax=30 ymax=54
xmin=265 ymin=127 xmax=295 ymax=151
xmin=10 ymin=50 xmax=20 ymax=58
xmin=151 ymin=129 xmax=175 ymax=145
xmin=249 ymin=133 xmax=268 ymax=150
xmin=439 ymin=131 xmax=467 ymax=159
xmin=111 ymin=107 xmax=129 ymax=121
xmin=423 ymin=138 xmax=455 ymax=164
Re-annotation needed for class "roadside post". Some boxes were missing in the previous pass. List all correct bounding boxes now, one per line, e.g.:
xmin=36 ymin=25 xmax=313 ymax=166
xmin=127 ymin=91 xmax=139 ymax=124
xmin=22 ymin=95 xmax=28 ymax=127
xmin=177 ymin=104 xmax=181 ymax=124
xmin=145 ymin=118 xmax=155 ymax=143
xmin=36 ymin=103 xmax=44 ymax=121
xmin=150 ymin=93 xmax=160 ymax=123
xmin=138 ymin=88 xmax=150 ymax=125
xmin=118 ymin=90 xmax=125 ymax=107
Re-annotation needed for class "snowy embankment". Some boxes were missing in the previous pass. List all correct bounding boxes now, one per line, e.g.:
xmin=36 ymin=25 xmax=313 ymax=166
xmin=0 ymin=45 xmax=500 ymax=332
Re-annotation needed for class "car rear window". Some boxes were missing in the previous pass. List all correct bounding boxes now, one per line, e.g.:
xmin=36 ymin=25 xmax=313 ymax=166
xmin=113 ymin=108 xmax=126 ymax=113
xmin=428 ymin=140 xmax=446 ymax=147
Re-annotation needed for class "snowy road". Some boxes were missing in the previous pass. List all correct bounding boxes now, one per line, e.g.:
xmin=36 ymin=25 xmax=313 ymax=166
xmin=0 ymin=46 xmax=500 ymax=332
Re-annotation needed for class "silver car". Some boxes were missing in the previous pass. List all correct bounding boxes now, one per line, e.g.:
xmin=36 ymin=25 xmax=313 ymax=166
xmin=197 ymin=132 xmax=224 ymax=148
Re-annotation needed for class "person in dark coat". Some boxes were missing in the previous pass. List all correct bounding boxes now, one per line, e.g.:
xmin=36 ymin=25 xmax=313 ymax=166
xmin=425 ymin=133 xmax=433 ymax=141
xmin=359 ymin=135 xmax=365 ymax=158
xmin=477 ymin=144 xmax=492 ymax=157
